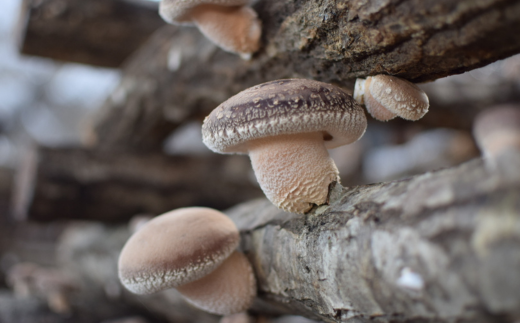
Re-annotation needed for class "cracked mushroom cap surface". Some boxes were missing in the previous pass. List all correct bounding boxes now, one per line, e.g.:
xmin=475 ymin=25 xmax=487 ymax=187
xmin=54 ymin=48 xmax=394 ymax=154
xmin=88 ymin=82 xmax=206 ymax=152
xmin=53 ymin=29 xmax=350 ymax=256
xmin=118 ymin=207 xmax=240 ymax=295
xmin=160 ymin=0 xmax=250 ymax=24
xmin=202 ymin=79 xmax=367 ymax=154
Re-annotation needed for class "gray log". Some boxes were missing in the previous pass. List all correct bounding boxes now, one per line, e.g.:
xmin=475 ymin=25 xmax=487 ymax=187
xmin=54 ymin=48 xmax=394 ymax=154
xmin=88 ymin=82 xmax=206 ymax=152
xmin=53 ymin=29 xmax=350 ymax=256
xmin=7 ymin=153 xmax=519 ymax=322
xmin=226 ymin=152 xmax=520 ymax=322
xmin=90 ymin=0 xmax=520 ymax=151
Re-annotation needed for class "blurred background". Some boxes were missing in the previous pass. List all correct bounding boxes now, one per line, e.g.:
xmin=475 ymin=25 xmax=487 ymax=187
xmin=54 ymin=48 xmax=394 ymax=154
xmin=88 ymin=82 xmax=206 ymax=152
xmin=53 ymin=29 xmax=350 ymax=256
xmin=0 ymin=0 xmax=519 ymax=322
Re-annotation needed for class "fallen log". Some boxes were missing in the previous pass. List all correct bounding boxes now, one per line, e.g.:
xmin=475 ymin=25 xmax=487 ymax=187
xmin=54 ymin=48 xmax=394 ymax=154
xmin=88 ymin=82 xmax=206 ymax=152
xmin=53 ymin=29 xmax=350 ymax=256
xmin=19 ymin=153 xmax=520 ymax=322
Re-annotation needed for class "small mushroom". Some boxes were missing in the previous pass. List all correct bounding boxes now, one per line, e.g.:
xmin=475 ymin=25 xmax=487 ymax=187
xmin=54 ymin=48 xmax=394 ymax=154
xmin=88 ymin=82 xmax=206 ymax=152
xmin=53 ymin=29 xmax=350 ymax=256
xmin=159 ymin=0 xmax=261 ymax=59
xmin=202 ymin=79 xmax=367 ymax=214
xmin=118 ymin=207 xmax=256 ymax=315
xmin=473 ymin=105 xmax=520 ymax=160
xmin=354 ymin=75 xmax=429 ymax=121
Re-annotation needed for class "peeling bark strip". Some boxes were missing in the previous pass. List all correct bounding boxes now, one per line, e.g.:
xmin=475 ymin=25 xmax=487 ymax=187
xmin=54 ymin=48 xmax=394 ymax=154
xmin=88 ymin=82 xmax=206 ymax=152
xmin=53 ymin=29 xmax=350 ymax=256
xmin=91 ymin=0 xmax=520 ymax=151
xmin=227 ymin=153 xmax=520 ymax=323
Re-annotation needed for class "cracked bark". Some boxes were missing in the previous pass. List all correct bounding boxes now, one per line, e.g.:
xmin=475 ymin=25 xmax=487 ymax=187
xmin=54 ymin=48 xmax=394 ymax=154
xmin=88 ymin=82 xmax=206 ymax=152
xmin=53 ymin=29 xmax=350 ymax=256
xmin=9 ymin=153 xmax=519 ymax=322
xmin=224 ymin=152 xmax=520 ymax=323
xmin=90 ymin=0 xmax=520 ymax=151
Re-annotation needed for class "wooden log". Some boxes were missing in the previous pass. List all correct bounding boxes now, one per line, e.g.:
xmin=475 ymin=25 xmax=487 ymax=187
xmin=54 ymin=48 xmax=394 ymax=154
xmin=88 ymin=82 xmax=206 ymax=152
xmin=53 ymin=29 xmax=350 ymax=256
xmin=225 ymin=152 xmax=520 ymax=322
xmin=11 ymin=146 xmax=262 ymax=222
xmin=7 ymin=152 xmax=518 ymax=322
xmin=90 ymin=0 xmax=520 ymax=151
xmin=17 ymin=0 xmax=165 ymax=67
xmin=44 ymin=151 xmax=520 ymax=322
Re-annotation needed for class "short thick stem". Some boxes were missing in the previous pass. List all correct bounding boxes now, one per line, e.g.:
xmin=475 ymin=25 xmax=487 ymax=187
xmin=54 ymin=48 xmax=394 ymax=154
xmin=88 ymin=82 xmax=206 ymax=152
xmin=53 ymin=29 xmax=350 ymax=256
xmin=248 ymin=133 xmax=340 ymax=214
xmin=177 ymin=251 xmax=256 ymax=315
xmin=191 ymin=5 xmax=261 ymax=58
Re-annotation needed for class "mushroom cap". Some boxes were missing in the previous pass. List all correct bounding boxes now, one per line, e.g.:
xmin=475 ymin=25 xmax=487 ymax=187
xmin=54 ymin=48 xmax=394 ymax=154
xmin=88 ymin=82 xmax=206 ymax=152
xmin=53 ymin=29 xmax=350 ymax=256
xmin=367 ymin=75 xmax=429 ymax=121
xmin=363 ymin=77 xmax=398 ymax=121
xmin=202 ymin=79 xmax=367 ymax=154
xmin=118 ymin=207 xmax=240 ymax=295
xmin=160 ymin=0 xmax=250 ymax=24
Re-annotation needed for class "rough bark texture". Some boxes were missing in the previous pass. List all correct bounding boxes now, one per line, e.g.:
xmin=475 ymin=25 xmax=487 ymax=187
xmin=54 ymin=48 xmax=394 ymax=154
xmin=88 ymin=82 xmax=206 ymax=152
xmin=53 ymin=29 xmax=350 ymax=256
xmin=11 ymin=146 xmax=262 ymax=222
xmin=225 ymin=152 xmax=520 ymax=323
xmin=90 ymin=0 xmax=520 ymax=151
xmin=4 ymin=154 xmax=519 ymax=322
xmin=18 ymin=0 xmax=165 ymax=67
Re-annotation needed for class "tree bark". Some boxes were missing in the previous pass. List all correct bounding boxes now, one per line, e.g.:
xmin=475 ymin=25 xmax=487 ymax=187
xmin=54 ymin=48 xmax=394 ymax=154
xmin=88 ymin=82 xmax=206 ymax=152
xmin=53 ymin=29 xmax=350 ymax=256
xmin=6 ymin=153 xmax=519 ymax=322
xmin=225 ymin=152 xmax=520 ymax=322
xmin=90 ymin=0 xmax=520 ymax=151
xmin=17 ymin=0 xmax=165 ymax=67
xmin=11 ymin=146 xmax=262 ymax=222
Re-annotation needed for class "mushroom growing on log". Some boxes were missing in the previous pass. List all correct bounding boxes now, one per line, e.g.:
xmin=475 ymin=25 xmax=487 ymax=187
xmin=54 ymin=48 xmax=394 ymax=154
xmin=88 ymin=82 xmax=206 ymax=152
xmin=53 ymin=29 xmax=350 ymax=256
xmin=202 ymin=79 xmax=367 ymax=214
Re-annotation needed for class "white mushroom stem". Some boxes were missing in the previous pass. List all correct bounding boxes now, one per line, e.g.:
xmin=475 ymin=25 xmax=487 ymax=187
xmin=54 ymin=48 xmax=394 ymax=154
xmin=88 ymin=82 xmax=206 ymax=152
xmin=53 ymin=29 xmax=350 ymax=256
xmin=190 ymin=4 xmax=261 ymax=59
xmin=177 ymin=251 xmax=256 ymax=315
xmin=247 ymin=132 xmax=340 ymax=214
xmin=353 ymin=78 xmax=366 ymax=104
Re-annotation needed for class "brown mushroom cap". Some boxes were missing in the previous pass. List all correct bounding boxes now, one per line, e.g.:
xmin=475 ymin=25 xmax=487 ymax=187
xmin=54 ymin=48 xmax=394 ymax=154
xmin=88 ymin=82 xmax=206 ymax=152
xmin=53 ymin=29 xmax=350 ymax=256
xmin=118 ymin=207 xmax=239 ymax=295
xmin=354 ymin=75 xmax=429 ymax=121
xmin=362 ymin=77 xmax=398 ymax=121
xmin=202 ymin=79 xmax=367 ymax=154
xmin=368 ymin=75 xmax=429 ymax=121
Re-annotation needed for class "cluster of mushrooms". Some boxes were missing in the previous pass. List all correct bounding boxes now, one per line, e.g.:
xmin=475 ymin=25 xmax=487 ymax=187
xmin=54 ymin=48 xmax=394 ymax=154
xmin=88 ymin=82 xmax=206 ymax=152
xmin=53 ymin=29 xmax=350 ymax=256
xmin=115 ymin=0 xmax=457 ymax=318
xmin=118 ymin=75 xmax=431 ymax=316
xmin=116 ymin=3 xmax=520 ymax=316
